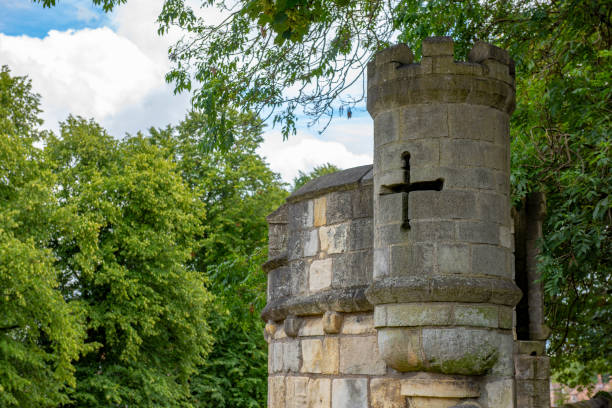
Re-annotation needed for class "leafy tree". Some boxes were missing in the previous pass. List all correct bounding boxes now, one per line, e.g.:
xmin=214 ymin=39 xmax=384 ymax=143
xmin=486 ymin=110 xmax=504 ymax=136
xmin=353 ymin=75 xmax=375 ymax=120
xmin=149 ymin=112 xmax=287 ymax=407
xmin=149 ymin=111 xmax=287 ymax=268
xmin=45 ymin=117 xmax=214 ymax=407
xmin=292 ymin=163 xmax=341 ymax=191
xmin=0 ymin=66 xmax=87 ymax=407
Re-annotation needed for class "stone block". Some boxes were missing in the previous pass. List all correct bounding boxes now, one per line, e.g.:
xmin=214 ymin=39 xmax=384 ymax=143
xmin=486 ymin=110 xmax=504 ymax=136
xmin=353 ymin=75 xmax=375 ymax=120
xmin=268 ymin=376 xmax=286 ymax=408
xmin=484 ymin=59 xmax=513 ymax=84
xmin=270 ymin=342 xmax=282 ymax=373
xmin=370 ymin=378 xmax=403 ymax=408
xmin=440 ymin=139 xmax=484 ymax=167
xmin=400 ymin=377 xmax=480 ymax=397
xmin=342 ymin=314 xmax=374 ymax=334
xmin=422 ymin=36 xmax=453 ymax=57
xmin=421 ymin=328 xmax=498 ymax=375
xmin=289 ymin=200 xmax=314 ymax=230
xmin=438 ymin=243 xmax=471 ymax=274
xmin=483 ymin=143 xmax=507 ymax=170
xmin=290 ymin=260 xmax=308 ymax=295
xmin=319 ymin=223 xmax=348 ymax=254
xmin=456 ymin=221 xmax=499 ymax=245
xmin=299 ymin=317 xmax=324 ymax=337
xmin=483 ymin=379 xmax=514 ymax=408
xmin=432 ymin=55 xmax=457 ymax=74
xmin=377 ymin=327 xmax=425 ymax=371
xmin=499 ymin=225 xmax=512 ymax=248
xmin=265 ymin=322 xmax=278 ymax=342
xmin=410 ymin=220 xmax=455 ymax=242
xmin=375 ymin=223 xmax=410 ymax=248
xmin=268 ymin=266 xmax=291 ymax=299
xmin=323 ymin=311 xmax=343 ymax=334
xmin=269 ymin=223 xmax=288 ymax=252
xmin=469 ymin=41 xmax=511 ymax=65
xmin=332 ymin=250 xmax=372 ymax=288
xmin=288 ymin=232 xmax=303 ymax=261
xmin=396 ymin=242 xmax=434 ymax=276
xmin=383 ymin=303 xmax=452 ymax=327
xmin=304 ymin=229 xmax=319 ymax=257
xmin=307 ymin=378 xmax=331 ymax=408
xmin=472 ymin=245 xmax=509 ymax=277
xmin=535 ymin=356 xmax=550 ymax=380
xmin=332 ymin=379 xmax=368 ymax=408
xmin=491 ymin=332 xmax=514 ymax=376
xmin=430 ymin=275 xmax=491 ymax=303
xmin=314 ymin=196 xmax=327 ymax=227
xmin=374 ymin=109 xmax=399 ymax=146
xmin=301 ymin=339 xmax=323 ymax=373
xmin=273 ymin=325 xmax=287 ymax=340
xmin=453 ymin=304 xmax=499 ymax=328
xmin=377 ymin=193 xmax=407 ymax=225
xmin=285 ymin=316 xmax=301 ymax=338
xmin=495 ymin=170 xmax=510 ymax=194
xmin=349 ymin=218 xmax=373 ymax=251
xmin=499 ymin=306 xmax=513 ymax=329
xmin=326 ymin=191 xmax=352 ymax=224
xmin=309 ymin=258 xmax=333 ymax=292
xmin=374 ymin=305 xmax=387 ymax=327
xmin=404 ymin=139 xmax=441 ymax=168
xmin=351 ymin=186 xmax=373 ymax=219
xmin=399 ymin=104 xmax=448 ymax=140
xmin=300 ymin=337 xmax=339 ymax=374
xmin=438 ymin=190 xmax=478 ymax=219
xmin=390 ymin=244 xmax=413 ymax=276
xmin=443 ymin=166 xmax=496 ymax=190
xmin=516 ymin=340 xmax=545 ymax=356
xmin=448 ymin=104 xmax=507 ymax=143
xmin=321 ymin=338 xmax=339 ymax=374
xmin=340 ymin=335 xmax=387 ymax=375
xmin=286 ymin=376 xmax=309 ymax=408
xmin=283 ymin=340 xmax=301 ymax=372
xmin=479 ymin=191 xmax=507 ymax=223
xmin=373 ymin=247 xmax=390 ymax=279
xmin=515 ymin=354 xmax=535 ymax=379
xmin=375 ymin=43 xmax=414 ymax=66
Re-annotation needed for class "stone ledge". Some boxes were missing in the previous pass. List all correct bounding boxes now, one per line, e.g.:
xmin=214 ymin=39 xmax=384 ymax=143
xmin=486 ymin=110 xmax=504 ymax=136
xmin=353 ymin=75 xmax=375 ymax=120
xmin=261 ymin=286 xmax=372 ymax=321
xmin=366 ymin=275 xmax=522 ymax=307
xmin=400 ymin=376 xmax=480 ymax=398
xmin=262 ymin=254 xmax=288 ymax=272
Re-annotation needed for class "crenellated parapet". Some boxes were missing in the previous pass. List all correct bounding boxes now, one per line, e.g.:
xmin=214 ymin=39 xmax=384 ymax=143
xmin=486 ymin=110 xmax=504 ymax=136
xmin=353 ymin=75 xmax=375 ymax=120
xmin=367 ymin=37 xmax=515 ymax=117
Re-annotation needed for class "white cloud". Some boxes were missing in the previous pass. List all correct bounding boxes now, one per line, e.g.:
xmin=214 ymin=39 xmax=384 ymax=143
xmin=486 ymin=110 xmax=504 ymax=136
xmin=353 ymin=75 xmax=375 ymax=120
xmin=0 ymin=28 xmax=164 ymax=129
xmin=0 ymin=0 xmax=374 ymax=179
xmin=258 ymin=129 xmax=372 ymax=183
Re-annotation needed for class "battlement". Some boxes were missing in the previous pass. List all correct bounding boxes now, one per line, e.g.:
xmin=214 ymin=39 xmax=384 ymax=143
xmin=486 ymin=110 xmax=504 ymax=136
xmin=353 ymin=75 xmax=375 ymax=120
xmin=367 ymin=37 xmax=515 ymax=115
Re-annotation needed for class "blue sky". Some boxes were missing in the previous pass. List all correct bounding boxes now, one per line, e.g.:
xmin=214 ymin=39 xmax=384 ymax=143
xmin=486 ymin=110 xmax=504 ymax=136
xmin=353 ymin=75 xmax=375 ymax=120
xmin=0 ymin=0 xmax=373 ymax=181
xmin=0 ymin=0 xmax=109 ymax=37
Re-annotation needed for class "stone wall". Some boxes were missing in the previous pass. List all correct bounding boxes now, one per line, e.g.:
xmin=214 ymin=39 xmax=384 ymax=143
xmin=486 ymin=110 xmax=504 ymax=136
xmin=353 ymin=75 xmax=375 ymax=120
xmin=263 ymin=37 xmax=552 ymax=408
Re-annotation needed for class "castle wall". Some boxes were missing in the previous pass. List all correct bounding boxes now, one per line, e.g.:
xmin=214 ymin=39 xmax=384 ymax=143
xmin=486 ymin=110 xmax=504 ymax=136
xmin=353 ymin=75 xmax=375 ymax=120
xmin=264 ymin=37 xmax=551 ymax=408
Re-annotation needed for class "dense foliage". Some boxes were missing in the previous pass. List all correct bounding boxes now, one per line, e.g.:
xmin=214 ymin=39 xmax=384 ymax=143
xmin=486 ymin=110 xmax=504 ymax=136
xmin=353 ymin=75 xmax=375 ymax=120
xmin=149 ymin=113 xmax=287 ymax=406
xmin=0 ymin=66 xmax=87 ymax=408
xmin=46 ymin=117 xmax=214 ymax=407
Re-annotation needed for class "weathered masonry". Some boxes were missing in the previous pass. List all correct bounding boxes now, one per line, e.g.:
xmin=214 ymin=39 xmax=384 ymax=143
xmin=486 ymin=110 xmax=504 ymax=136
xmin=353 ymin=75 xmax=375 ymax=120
xmin=263 ymin=37 xmax=551 ymax=408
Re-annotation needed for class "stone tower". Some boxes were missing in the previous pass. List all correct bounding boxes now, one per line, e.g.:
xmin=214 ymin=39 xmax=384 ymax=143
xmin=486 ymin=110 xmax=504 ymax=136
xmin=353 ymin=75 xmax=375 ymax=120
xmin=263 ymin=37 xmax=550 ymax=408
